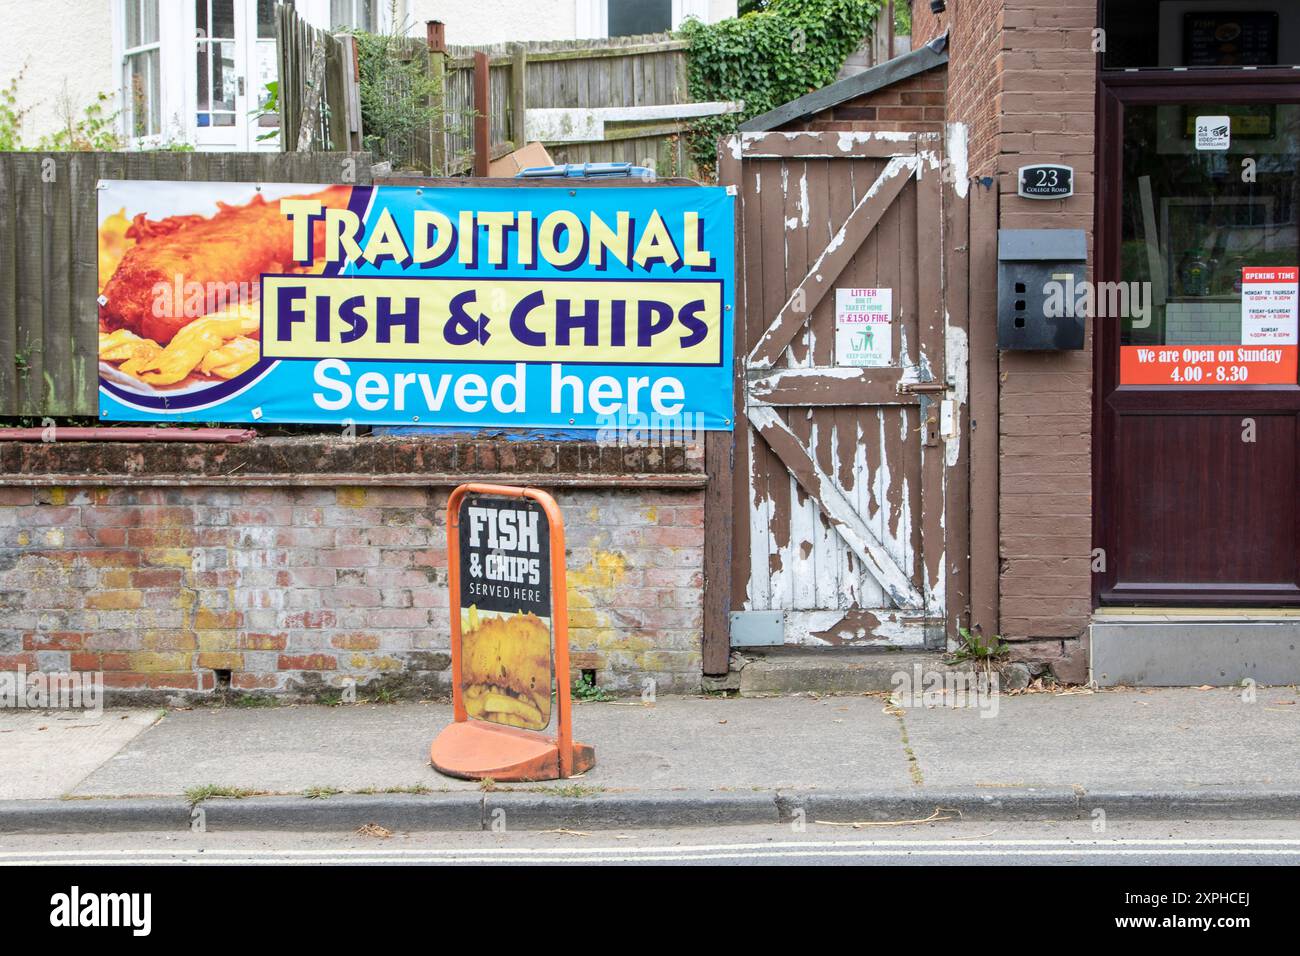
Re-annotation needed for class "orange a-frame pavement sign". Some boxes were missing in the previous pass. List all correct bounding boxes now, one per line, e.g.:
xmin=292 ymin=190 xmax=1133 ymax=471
xmin=430 ymin=483 xmax=595 ymax=781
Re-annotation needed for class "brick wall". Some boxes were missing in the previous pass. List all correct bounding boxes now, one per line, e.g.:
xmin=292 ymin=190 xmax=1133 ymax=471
xmin=911 ymin=0 xmax=1003 ymax=176
xmin=0 ymin=445 xmax=705 ymax=702
xmin=915 ymin=0 xmax=1097 ymax=672
xmin=784 ymin=67 xmax=947 ymax=134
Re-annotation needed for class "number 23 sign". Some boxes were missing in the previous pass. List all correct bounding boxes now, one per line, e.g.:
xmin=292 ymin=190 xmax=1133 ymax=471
xmin=1018 ymin=164 xmax=1074 ymax=200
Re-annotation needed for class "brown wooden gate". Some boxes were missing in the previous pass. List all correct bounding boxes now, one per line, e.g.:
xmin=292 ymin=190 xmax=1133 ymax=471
xmin=719 ymin=130 xmax=970 ymax=649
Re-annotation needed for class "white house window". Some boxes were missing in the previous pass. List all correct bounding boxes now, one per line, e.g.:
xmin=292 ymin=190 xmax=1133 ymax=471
xmin=255 ymin=0 xmax=286 ymax=132
xmin=196 ymin=0 xmax=239 ymax=128
xmin=608 ymin=0 xmax=672 ymax=36
xmin=331 ymin=0 xmax=376 ymax=31
xmin=122 ymin=0 xmax=162 ymax=139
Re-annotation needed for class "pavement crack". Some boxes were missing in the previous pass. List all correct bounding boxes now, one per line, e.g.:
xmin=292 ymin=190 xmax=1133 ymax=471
xmin=892 ymin=711 xmax=925 ymax=787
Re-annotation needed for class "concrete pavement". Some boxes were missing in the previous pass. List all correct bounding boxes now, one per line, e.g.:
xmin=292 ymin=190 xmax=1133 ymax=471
xmin=1 ymin=685 xmax=1298 ymax=831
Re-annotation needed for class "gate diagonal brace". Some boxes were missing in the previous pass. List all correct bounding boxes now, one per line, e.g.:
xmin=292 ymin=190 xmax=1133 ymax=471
xmin=749 ymin=405 xmax=924 ymax=610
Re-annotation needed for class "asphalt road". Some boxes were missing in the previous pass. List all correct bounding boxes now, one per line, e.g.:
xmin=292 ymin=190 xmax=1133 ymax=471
xmin=4 ymin=820 xmax=1300 ymax=865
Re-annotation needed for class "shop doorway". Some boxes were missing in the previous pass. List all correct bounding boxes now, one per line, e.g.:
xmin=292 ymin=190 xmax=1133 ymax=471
xmin=1097 ymin=72 xmax=1300 ymax=604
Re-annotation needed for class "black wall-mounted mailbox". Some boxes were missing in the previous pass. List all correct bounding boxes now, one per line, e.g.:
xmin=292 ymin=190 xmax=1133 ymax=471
xmin=997 ymin=229 xmax=1088 ymax=350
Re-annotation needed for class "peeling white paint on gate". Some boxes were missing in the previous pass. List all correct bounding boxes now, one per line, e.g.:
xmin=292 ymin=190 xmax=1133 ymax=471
xmin=786 ymin=610 xmax=922 ymax=647
xmin=944 ymin=321 xmax=969 ymax=468
xmin=946 ymin=122 xmax=970 ymax=199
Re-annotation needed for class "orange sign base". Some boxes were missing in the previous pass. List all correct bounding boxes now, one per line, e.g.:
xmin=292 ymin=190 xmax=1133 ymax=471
xmin=430 ymin=483 xmax=595 ymax=782
xmin=430 ymin=721 xmax=596 ymax=782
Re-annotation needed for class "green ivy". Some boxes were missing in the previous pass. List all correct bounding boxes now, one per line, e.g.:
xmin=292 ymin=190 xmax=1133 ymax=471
xmin=679 ymin=0 xmax=882 ymax=177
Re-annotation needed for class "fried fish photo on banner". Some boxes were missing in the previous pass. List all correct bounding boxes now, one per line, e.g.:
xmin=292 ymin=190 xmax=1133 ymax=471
xmin=96 ymin=181 xmax=353 ymax=395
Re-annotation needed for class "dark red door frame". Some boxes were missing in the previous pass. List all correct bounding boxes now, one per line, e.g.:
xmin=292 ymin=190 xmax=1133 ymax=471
xmin=1093 ymin=70 xmax=1300 ymax=606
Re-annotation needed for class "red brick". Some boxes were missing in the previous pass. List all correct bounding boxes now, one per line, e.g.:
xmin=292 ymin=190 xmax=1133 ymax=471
xmin=277 ymin=654 xmax=337 ymax=671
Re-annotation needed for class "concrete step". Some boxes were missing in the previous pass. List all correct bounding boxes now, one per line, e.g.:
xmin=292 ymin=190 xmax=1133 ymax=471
xmin=1091 ymin=617 xmax=1300 ymax=686
xmin=723 ymin=650 xmax=985 ymax=696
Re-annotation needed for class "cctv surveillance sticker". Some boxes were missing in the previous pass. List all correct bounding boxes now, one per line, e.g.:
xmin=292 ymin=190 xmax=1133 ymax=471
xmin=1195 ymin=116 xmax=1231 ymax=151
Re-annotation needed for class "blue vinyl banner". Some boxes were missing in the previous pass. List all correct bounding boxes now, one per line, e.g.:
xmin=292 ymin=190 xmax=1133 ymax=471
xmin=96 ymin=180 xmax=735 ymax=430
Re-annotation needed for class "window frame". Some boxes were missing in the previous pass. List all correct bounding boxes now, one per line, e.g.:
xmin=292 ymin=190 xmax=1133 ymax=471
xmin=120 ymin=0 xmax=163 ymax=144
xmin=579 ymin=0 xmax=711 ymax=39
xmin=330 ymin=0 xmax=379 ymax=32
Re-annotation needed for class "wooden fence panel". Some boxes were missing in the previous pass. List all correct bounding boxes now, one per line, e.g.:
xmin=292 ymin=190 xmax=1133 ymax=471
xmin=0 ymin=151 xmax=371 ymax=418
xmin=372 ymin=33 xmax=694 ymax=176
xmin=277 ymin=4 xmax=361 ymax=154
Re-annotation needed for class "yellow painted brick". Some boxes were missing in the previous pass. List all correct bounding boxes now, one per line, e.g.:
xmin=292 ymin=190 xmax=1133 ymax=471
xmin=144 ymin=549 xmax=194 ymax=568
xmin=142 ymin=630 xmax=197 ymax=651
xmin=197 ymin=652 xmax=244 ymax=671
xmin=337 ymin=487 xmax=367 ymax=508
xmin=194 ymin=608 xmax=240 ymax=629
xmin=198 ymin=632 xmax=239 ymax=652
xmin=128 ymin=652 xmax=193 ymax=673
xmin=99 ymin=570 xmax=134 ymax=589
xmin=568 ymin=609 xmax=600 ymax=629
xmin=87 ymin=590 xmax=144 ymax=610
xmin=49 ymin=487 xmax=66 ymax=506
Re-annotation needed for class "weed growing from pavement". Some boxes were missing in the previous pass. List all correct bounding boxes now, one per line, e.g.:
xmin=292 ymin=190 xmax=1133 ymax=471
xmin=184 ymin=784 xmax=258 ymax=804
xmin=540 ymin=783 xmax=605 ymax=798
xmin=303 ymin=786 xmax=342 ymax=800
xmin=945 ymin=626 xmax=1009 ymax=671
xmin=573 ymin=674 xmax=613 ymax=702
xmin=230 ymin=694 xmax=279 ymax=708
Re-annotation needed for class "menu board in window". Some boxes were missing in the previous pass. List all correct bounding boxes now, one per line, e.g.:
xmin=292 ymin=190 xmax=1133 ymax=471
xmin=1184 ymin=13 xmax=1280 ymax=67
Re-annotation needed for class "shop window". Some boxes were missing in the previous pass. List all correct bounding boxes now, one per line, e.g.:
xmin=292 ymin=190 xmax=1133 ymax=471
xmin=608 ymin=0 xmax=672 ymax=37
xmin=122 ymin=0 xmax=161 ymax=140
xmin=1117 ymin=99 xmax=1300 ymax=386
xmin=1102 ymin=0 xmax=1300 ymax=70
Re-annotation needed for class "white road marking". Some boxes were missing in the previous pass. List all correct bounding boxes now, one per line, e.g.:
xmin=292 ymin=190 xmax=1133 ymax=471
xmin=3 ymin=838 xmax=1300 ymax=865
xmin=4 ymin=836 xmax=1300 ymax=859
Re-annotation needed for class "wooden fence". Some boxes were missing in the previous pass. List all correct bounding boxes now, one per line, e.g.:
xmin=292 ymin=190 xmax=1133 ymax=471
xmin=0 ymin=151 xmax=371 ymax=418
xmin=445 ymin=34 xmax=692 ymax=174
xmin=367 ymin=31 xmax=695 ymax=177
xmin=276 ymin=3 xmax=364 ymax=152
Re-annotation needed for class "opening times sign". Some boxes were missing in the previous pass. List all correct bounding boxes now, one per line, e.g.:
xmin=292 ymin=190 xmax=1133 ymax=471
xmin=1121 ymin=267 xmax=1299 ymax=385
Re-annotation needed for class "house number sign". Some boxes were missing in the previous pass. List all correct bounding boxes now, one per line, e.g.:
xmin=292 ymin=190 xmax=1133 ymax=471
xmin=1018 ymin=164 xmax=1074 ymax=200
